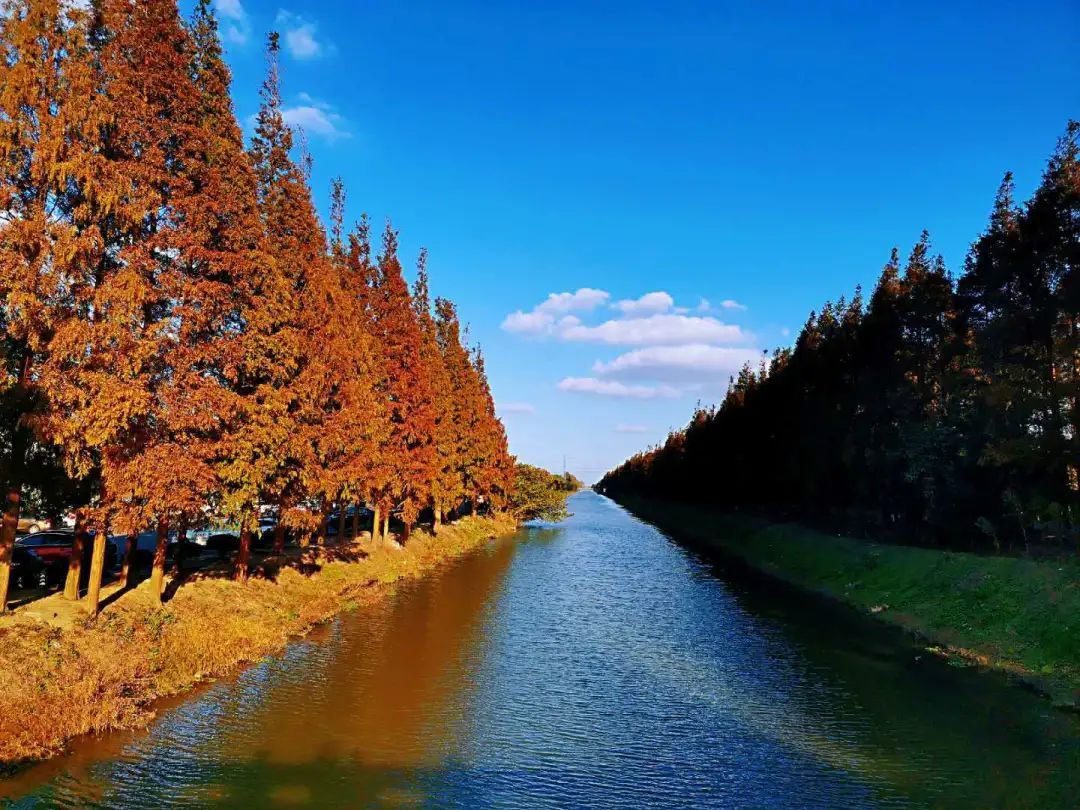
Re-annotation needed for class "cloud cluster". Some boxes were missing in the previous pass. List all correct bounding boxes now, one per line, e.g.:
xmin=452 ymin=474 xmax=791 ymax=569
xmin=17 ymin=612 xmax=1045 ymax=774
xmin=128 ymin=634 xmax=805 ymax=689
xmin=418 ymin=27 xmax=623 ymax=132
xmin=561 ymin=313 xmax=745 ymax=346
xmin=612 ymin=291 xmax=673 ymax=316
xmin=276 ymin=10 xmax=333 ymax=60
xmin=592 ymin=344 xmax=763 ymax=382
xmin=501 ymin=288 xmax=609 ymax=335
xmin=282 ymin=94 xmax=350 ymax=141
xmin=502 ymin=287 xmax=761 ymax=400
xmin=248 ymin=93 xmax=350 ymax=143
xmin=215 ymin=0 xmax=250 ymax=45
xmin=502 ymin=288 xmax=745 ymax=346
xmin=557 ymin=378 xmax=681 ymax=399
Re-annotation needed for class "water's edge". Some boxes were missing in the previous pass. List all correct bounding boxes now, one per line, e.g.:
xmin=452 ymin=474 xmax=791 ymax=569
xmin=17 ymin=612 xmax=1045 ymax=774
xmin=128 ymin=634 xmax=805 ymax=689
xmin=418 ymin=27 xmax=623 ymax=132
xmin=610 ymin=492 xmax=1080 ymax=710
xmin=0 ymin=514 xmax=519 ymax=771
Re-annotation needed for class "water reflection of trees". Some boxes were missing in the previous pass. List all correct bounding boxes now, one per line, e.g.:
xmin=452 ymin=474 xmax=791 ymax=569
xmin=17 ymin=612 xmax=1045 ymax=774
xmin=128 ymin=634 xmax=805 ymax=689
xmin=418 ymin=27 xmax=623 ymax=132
xmin=228 ymin=540 xmax=518 ymax=769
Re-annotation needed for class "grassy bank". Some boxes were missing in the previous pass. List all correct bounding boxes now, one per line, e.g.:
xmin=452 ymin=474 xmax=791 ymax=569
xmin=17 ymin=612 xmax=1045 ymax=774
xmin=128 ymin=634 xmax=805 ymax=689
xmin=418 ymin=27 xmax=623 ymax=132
xmin=615 ymin=495 xmax=1080 ymax=707
xmin=0 ymin=513 xmax=517 ymax=766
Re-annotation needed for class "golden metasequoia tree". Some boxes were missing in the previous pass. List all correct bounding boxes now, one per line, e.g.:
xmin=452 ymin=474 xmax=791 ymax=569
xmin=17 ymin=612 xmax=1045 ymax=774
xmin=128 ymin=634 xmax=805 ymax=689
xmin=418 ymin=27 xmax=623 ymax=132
xmin=322 ymin=184 xmax=387 ymax=541
xmin=0 ymin=0 xmax=106 ymax=609
xmin=434 ymin=298 xmax=481 ymax=514
xmin=366 ymin=223 xmax=436 ymax=539
xmin=0 ymin=4 xmax=519 ymax=613
xmin=412 ymin=249 xmax=454 ymax=531
xmin=39 ymin=0 xmax=233 ymax=605
xmin=469 ymin=347 xmax=515 ymax=510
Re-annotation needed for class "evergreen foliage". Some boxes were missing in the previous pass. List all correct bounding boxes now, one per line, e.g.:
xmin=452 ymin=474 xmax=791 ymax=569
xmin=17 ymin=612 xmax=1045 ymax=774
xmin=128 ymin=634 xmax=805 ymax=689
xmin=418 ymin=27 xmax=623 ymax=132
xmin=601 ymin=122 xmax=1080 ymax=554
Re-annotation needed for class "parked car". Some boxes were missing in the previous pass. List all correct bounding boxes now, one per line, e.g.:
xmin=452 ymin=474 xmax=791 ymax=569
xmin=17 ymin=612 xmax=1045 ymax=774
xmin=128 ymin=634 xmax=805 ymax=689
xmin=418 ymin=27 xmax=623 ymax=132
xmin=206 ymin=532 xmax=241 ymax=560
xmin=257 ymin=524 xmax=305 ymax=549
xmin=15 ymin=529 xmax=119 ymax=582
xmin=166 ymin=539 xmax=206 ymax=564
xmin=17 ymin=516 xmax=52 ymax=535
xmin=327 ymin=505 xmax=373 ymax=536
xmin=10 ymin=546 xmax=47 ymax=591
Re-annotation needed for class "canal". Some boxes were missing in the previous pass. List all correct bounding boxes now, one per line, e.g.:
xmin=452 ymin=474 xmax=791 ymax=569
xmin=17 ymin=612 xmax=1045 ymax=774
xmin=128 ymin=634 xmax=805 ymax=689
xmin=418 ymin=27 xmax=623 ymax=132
xmin=3 ymin=490 xmax=1078 ymax=807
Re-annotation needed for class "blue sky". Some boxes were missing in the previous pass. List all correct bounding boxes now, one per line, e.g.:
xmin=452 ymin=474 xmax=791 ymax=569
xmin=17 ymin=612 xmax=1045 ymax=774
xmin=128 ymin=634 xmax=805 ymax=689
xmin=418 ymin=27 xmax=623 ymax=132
xmin=204 ymin=0 xmax=1078 ymax=482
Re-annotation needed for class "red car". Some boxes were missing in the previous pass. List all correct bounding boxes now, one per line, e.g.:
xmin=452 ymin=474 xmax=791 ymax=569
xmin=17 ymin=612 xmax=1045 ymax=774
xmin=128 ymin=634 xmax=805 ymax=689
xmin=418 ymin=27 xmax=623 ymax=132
xmin=15 ymin=529 xmax=118 ymax=583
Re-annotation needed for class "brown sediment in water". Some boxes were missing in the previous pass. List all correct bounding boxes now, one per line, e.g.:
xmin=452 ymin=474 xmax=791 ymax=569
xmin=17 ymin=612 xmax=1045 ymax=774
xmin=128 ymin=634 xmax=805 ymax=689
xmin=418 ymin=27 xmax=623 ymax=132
xmin=0 ymin=513 xmax=517 ymax=766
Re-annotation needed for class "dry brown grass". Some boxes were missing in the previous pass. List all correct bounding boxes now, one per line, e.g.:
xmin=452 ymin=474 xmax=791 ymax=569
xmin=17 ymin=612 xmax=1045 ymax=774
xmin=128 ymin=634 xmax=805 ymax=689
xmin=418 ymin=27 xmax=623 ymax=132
xmin=0 ymin=514 xmax=516 ymax=766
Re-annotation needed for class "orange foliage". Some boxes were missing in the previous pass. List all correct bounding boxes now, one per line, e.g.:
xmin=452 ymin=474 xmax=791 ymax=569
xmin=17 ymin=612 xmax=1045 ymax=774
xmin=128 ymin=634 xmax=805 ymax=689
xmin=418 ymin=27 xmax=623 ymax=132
xmin=0 ymin=1 xmax=516 ymax=607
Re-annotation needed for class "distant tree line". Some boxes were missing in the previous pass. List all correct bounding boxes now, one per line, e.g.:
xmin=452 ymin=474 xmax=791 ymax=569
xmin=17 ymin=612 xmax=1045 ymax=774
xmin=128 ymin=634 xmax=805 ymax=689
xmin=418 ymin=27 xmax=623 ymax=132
xmin=0 ymin=0 xmax=515 ymax=612
xmin=601 ymin=122 xmax=1080 ymax=554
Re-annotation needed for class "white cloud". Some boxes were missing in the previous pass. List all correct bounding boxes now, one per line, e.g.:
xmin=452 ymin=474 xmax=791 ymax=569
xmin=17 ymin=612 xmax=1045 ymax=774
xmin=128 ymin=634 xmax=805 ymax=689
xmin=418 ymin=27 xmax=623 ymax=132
xmin=780 ymin=327 xmax=792 ymax=338
xmin=612 ymin=291 xmax=673 ymax=316
xmin=593 ymin=344 xmax=763 ymax=382
xmin=557 ymin=377 xmax=681 ymax=399
xmin=615 ymin=424 xmax=649 ymax=434
xmin=537 ymin=288 xmax=610 ymax=315
xmin=720 ymin=299 xmax=747 ymax=311
xmin=697 ymin=298 xmax=711 ymax=312
xmin=501 ymin=309 xmax=554 ymax=334
xmin=281 ymin=102 xmax=350 ymax=141
xmin=561 ymin=314 xmax=747 ymax=346
xmin=216 ymin=0 xmax=250 ymax=45
xmin=276 ymin=10 xmax=331 ymax=60
xmin=501 ymin=288 xmax=610 ymax=335
xmin=498 ymin=402 xmax=535 ymax=414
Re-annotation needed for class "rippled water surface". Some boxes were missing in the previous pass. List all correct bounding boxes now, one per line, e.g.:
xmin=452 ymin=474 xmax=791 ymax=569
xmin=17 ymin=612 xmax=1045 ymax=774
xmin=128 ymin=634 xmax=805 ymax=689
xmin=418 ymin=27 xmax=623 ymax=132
xmin=3 ymin=491 xmax=1079 ymax=808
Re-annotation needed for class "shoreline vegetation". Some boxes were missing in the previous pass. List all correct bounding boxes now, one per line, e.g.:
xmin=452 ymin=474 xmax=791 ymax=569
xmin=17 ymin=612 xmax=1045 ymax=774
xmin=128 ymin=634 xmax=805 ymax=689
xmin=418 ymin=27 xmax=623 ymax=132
xmin=0 ymin=512 xmax=517 ymax=768
xmin=0 ymin=0 xmax=517 ymax=620
xmin=0 ymin=0 xmax=544 ymax=772
xmin=613 ymin=494 xmax=1080 ymax=708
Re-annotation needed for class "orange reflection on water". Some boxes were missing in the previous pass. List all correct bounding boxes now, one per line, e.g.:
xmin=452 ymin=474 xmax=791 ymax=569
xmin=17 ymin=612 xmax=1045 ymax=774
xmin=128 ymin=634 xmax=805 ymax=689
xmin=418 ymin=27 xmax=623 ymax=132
xmin=226 ymin=538 xmax=517 ymax=769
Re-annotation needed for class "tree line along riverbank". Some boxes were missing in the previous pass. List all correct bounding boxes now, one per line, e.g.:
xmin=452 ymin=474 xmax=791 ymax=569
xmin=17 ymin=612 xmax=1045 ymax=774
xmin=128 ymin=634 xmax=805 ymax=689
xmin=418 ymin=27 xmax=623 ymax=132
xmin=600 ymin=121 xmax=1080 ymax=555
xmin=598 ymin=122 xmax=1079 ymax=705
xmin=0 ymin=512 xmax=518 ymax=767
xmin=0 ymin=0 xmax=516 ymax=617
xmin=612 ymin=495 xmax=1080 ymax=709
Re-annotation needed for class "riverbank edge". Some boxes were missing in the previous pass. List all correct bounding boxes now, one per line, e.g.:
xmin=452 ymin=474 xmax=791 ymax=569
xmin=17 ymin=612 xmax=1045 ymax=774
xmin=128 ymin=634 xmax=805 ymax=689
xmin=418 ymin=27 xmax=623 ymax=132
xmin=0 ymin=513 xmax=519 ymax=768
xmin=610 ymin=494 xmax=1080 ymax=708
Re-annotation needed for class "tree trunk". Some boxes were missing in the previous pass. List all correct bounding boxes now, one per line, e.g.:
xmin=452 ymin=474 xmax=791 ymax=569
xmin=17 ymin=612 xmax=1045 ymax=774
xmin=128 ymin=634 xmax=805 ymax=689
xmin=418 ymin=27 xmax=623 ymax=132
xmin=173 ymin=515 xmax=189 ymax=574
xmin=85 ymin=528 xmax=108 ymax=617
xmin=372 ymin=505 xmax=381 ymax=544
xmin=317 ymin=505 xmax=329 ymax=547
xmin=118 ymin=531 xmax=137 ymax=589
xmin=382 ymin=514 xmax=390 ymax=544
xmin=0 ymin=490 xmax=20 ymax=613
xmin=235 ymin=525 xmax=251 ymax=583
xmin=64 ymin=509 xmax=86 ymax=600
xmin=273 ymin=521 xmax=285 ymax=555
xmin=150 ymin=517 xmax=169 ymax=606
xmin=337 ymin=503 xmax=347 ymax=544
xmin=351 ymin=501 xmax=360 ymax=540
xmin=434 ymin=504 xmax=442 ymax=534
xmin=1 ymin=355 xmax=30 ymax=613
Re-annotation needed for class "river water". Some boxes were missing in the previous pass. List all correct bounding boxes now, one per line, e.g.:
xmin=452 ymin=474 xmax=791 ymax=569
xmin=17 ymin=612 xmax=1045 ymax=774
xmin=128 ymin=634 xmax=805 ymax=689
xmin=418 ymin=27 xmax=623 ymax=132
xmin=2 ymin=491 xmax=1078 ymax=808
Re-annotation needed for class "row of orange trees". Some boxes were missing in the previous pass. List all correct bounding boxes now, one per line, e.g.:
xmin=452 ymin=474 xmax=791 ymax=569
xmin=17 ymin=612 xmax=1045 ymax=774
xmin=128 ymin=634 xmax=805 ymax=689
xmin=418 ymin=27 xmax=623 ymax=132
xmin=0 ymin=0 xmax=515 ymax=612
